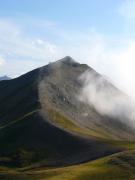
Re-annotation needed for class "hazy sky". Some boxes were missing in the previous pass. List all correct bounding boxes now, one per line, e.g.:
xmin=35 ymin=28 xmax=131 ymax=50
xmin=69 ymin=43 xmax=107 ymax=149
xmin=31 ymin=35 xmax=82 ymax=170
xmin=1 ymin=0 xmax=135 ymax=97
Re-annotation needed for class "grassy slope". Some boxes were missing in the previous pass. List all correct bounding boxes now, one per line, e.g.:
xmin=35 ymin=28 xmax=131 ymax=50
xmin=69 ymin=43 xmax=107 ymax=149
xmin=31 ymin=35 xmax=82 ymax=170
xmin=0 ymin=110 xmax=120 ymax=167
xmin=45 ymin=108 xmax=114 ymax=139
xmin=1 ymin=150 xmax=135 ymax=180
xmin=1 ymin=106 xmax=135 ymax=179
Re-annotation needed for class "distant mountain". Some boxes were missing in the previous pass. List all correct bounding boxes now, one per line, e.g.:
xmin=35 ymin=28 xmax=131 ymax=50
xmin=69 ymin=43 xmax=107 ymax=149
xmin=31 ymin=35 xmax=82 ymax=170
xmin=0 ymin=75 xmax=11 ymax=81
xmin=0 ymin=56 xmax=134 ymax=168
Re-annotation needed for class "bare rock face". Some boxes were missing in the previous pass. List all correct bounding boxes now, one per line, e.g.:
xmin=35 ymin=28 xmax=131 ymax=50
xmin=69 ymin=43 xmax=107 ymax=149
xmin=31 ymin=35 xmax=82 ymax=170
xmin=39 ymin=56 xmax=135 ymax=140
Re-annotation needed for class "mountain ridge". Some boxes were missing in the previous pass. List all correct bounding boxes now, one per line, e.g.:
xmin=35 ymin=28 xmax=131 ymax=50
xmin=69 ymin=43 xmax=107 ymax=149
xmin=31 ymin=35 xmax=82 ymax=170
xmin=0 ymin=56 xmax=134 ymax=169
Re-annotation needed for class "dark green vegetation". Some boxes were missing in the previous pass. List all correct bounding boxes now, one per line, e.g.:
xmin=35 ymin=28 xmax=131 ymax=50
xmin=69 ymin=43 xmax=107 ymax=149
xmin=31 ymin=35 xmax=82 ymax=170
xmin=0 ymin=56 xmax=135 ymax=179
xmin=1 ymin=150 xmax=135 ymax=180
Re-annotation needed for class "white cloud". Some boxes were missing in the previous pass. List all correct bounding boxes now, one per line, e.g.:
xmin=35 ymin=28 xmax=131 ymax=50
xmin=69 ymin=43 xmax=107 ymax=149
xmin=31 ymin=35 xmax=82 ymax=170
xmin=1 ymin=18 xmax=135 ymax=101
xmin=0 ymin=21 xmax=60 ymax=61
xmin=0 ymin=19 xmax=63 ymax=76
xmin=108 ymin=41 xmax=135 ymax=97
xmin=55 ymin=30 xmax=135 ymax=100
xmin=0 ymin=56 xmax=5 ymax=66
xmin=1 ymin=59 xmax=43 ymax=77
xmin=119 ymin=0 xmax=135 ymax=18
xmin=70 ymin=35 xmax=135 ymax=100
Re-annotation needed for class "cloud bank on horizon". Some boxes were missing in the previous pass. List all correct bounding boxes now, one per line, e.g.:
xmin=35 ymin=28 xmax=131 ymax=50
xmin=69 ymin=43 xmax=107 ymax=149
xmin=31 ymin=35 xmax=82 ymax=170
xmin=1 ymin=0 xmax=135 ymax=98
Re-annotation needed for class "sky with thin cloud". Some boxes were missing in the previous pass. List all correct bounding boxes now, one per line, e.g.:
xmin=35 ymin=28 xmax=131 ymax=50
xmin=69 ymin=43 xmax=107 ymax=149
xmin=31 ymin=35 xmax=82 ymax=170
xmin=1 ymin=0 xmax=135 ymax=98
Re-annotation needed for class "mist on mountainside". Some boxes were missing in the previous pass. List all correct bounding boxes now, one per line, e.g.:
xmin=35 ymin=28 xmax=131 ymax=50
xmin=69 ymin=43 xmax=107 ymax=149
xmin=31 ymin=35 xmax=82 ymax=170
xmin=38 ymin=57 xmax=135 ymax=138
xmin=78 ymin=69 xmax=135 ymax=127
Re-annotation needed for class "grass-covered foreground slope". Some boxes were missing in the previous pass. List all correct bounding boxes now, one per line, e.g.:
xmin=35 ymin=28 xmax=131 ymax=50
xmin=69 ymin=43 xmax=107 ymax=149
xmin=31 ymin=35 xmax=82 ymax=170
xmin=1 ymin=149 xmax=135 ymax=180
xmin=0 ymin=111 xmax=120 ymax=168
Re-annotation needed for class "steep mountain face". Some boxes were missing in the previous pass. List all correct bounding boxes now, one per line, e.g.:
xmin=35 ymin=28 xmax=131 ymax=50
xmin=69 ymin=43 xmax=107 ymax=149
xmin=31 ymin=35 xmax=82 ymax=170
xmin=0 ymin=75 xmax=11 ymax=81
xmin=0 ymin=56 xmax=134 ymax=168
xmin=39 ymin=56 xmax=135 ymax=140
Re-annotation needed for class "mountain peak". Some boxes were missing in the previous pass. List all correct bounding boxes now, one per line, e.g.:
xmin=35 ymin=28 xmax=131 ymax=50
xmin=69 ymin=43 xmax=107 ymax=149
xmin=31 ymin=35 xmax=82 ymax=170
xmin=59 ymin=56 xmax=79 ymax=66
xmin=62 ymin=56 xmax=73 ymax=61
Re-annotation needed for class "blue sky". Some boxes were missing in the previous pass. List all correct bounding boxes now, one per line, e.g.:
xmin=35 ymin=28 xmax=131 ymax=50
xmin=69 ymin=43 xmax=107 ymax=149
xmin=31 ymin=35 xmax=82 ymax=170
xmin=0 ymin=0 xmax=128 ymax=36
xmin=1 ymin=0 xmax=135 ymax=97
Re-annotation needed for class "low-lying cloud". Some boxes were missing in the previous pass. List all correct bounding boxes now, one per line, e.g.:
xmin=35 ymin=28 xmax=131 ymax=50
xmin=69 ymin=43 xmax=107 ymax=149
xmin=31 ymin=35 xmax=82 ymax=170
xmin=78 ymin=70 xmax=135 ymax=125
